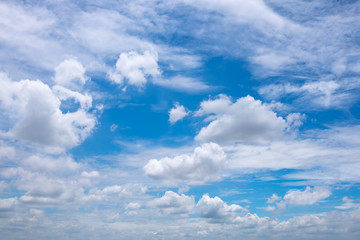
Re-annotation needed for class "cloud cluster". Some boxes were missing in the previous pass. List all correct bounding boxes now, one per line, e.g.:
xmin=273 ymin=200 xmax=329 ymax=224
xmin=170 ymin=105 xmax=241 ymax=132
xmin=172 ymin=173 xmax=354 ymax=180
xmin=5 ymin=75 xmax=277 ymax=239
xmin=0 ymin=60 xmax=96 ymax=151
xmin=144 ymin=143 xmax=226 ymax=183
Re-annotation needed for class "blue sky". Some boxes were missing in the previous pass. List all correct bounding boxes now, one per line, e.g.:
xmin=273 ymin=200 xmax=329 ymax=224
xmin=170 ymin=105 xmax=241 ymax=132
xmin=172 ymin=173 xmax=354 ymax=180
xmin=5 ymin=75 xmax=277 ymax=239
xmin=0 ymin=0 xmax=360 ymax=239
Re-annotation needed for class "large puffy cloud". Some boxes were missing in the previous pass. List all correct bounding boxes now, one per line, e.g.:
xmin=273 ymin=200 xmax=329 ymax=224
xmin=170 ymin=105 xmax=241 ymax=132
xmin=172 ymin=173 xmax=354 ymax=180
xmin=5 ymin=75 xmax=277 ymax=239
xmin=195 ymin=95 xmax=295 ymax=144
xmin=196 ymin=194 xmax=245 ymax=222
xmin=143 ymin=142 xmax=226 ymax=183
xmin=148 ymin=191 xmax=195 ymax=215
xmin=0 ymin=72 xmax=96 ymax=150
xmin=108 ymin=50 xmax=160 ymax=87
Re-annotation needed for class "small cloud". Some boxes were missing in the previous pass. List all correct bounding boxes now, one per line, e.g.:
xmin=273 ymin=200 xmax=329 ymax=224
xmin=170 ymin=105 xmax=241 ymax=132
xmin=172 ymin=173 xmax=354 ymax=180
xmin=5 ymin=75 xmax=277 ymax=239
xmin=335 ymin=197 xmax=360 ymax=210
xmin=125 ymin=202 xmax=141 ymax=211
xmin=153 ymin=75 xmax=210 ymax=93
xmin=53 ymin=58 xmax=88 ymax=89
xmin=196 ymin=194 xmax=246 ymax=223
xmin=81 ymin=171 xmax=100 ymax=178
xmin=267 ymin=193 xmax=281 ymax=204
xmin=169 ymin=103 xmax=189 ymax=124
xmin=147 ymin=191 xmax=195 ymax=215
xmin=283 ymin=186 xmax=331 ymax=206
xmin=108 ymin=50 xmax=160 ymax=88
xmin=110 ymin=124 xmax=118 ymax=132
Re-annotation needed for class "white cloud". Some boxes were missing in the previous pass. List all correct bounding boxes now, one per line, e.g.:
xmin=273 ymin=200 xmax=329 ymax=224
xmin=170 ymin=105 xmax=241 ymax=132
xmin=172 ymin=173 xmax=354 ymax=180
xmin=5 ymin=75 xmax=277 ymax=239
xmin=125 ymin=202 xmax=141 ymax=211
xmin=196 ymin=194 xmax=246 ymax=223
xmin=179 ymin=0 xmax=288 ymax=29
xmin=258 ymin=81 xmax=352 ymax=109
xmin=53 ymin=58 xmax=88 ymax=89
xmin=153 ymin=76 xmax=210 ymax=93
xmin=21 ymin=155 xmax=80 ymax=173
xmin=110 ymin=124 xmax=118 ymax=132
xmin=80 ymin=171 xmax=100 ymax=178
xmin=83 ymin=184 xmax=147 ymax=202
xmin=148 ymin=191 xmax=195 ymax=215
xmin=283 ymin=186 xmax=331 ymax=206
xmin=108 ymin=50 xmax=160 ymax=87
xmin=0 ymin=141 xmax=15 ymax=160
xmin=335 ymin=197 xmax=360 ymax=210
xmin=144 ymin=142 xmax=226 ymax=183
xmin=0 ymin=197 xmax=18 ymax=211
xmin=225 ymin=125 xmax=360 ymax=182
xmin=0 ymin=73 xmax=96 ymax=150
xmin=267 ymin=193 xmax=281 ymax=204
xmin=52 ymin=85 xmax=92 ymax=110
xmin=195 ymin=95 xmax=288 ymax=144
xmin=169 ymin=103 xmax=189 ymax=124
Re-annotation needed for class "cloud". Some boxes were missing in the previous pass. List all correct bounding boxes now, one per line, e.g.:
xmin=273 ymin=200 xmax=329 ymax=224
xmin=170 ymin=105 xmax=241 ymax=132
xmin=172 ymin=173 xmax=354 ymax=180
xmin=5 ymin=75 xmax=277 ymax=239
xmin=283 ymin=186 xmax=331 ymax=206
xmin=0 ymin=73 xmax=96 ymax=150
xmin=83 ymin=184 xmax=147 ymax=202
xmin=144 ymin=143 xmax=226 ymax=183
xmin=258 ymin=80 xmax=358 ymax=109
xmin=267 ymin=193 xmax=281 ymax=204
xmin=125 ymin=202 xmax=141 ymax=211
xmin=335 ymin=197 xmax=360 ymax=210
xmin=110 ymin=124 xmax=118 ymax=132
xmin=267 ymin=186 xmax=331 ymax=209
xmin=80 ymin=171 xmax=100 ymax=178
xmin=53 ymin=58 xmax=88 ymax=89
xmin=0 ymin=197 xmax=18 ymax=211
xmin=153 ymin=76 xmax=210 ymax=93
xmin=108 ymin=50 xmax=161 ymax=87
xmin=148 ymin=191 xmax=195 ymax=215
xmin=225 ymin=125 xmax=360 ymax=182
xmin=196 ymin=194 xmax=246 ymax=223
xmin=179 ymin=0 xmax=288 ymax=29
xmin=169 ymin=103 xmax=189 ymax=124
xmin=52 ymin=85 xmax=92 ymax=110
xmin=21 ymin=155 xmax=80 ymax=173
xmin=195 ymin=95 xmax=290 ymax=144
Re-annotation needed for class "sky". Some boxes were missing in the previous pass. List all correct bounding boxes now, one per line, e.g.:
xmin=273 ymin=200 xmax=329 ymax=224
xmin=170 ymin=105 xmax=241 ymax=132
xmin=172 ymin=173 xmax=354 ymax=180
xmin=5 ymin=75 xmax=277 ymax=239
xmin=0 ymin=0 xmax=360 ymax=239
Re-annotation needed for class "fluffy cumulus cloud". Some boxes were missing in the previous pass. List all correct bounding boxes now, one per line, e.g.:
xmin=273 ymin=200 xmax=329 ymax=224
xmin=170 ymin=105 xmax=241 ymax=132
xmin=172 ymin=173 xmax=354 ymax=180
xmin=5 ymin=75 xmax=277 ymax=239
xmin=0 ymin=72 xmax=96 ymax=150
xmin=283 ymin=186 xmax=332 ymax=206
xmin=148 ymin=191 xmax=195 ymax=215
xmin=143 ymin=142 xmax=226 ymax=183
xmin=196 ymin=194 xmax=246 ymax=223
xmin=53 ymin=58 xmax=88 ymax=89
xmin=265 ymin=186 xmax=332 ymax=210
xmin=108 ymin=50 xmax=160 ymax=87
xmin=169 ymin=102 xmax=189 ymax=124
xmin=195 ymin=95 xmax=295 ymax=144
